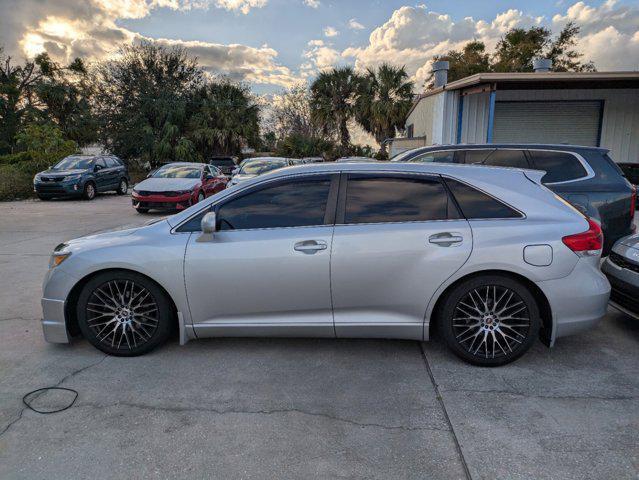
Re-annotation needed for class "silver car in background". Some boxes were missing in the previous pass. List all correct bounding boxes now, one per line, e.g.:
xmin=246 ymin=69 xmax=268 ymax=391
xmin=41 ymin=162 xmax=609 ymax=366
xmin=228 ymin=157 xmax=291 ymax=187
xmin=602 ymin=234 xmax=639 ymax=319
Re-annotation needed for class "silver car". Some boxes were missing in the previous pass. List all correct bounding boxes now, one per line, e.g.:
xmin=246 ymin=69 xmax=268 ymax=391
xmin=41 ymin=162 xmax=610 ymax=366
xmin=228 ymin=157 xmax=290 ymax=187
xmin=602 ymin=234 xmax=639 ymax=319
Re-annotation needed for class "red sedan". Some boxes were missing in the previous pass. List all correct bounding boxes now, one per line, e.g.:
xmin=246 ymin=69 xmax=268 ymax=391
xmin=132 ymin=162 xmax=228 ymax=213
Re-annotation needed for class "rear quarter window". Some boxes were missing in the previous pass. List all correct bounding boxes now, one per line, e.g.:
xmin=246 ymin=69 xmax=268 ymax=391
xmin=528 ymin=151 xmax=588 ymax=183
xmin=444 ymin=178 xmax=522 ymax=219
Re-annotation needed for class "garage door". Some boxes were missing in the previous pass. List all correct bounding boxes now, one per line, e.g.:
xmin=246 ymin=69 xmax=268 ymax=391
xmin=492 ymin=101 xmax=601 ymax=146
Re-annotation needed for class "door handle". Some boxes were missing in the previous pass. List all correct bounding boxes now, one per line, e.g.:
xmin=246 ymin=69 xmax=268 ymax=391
xmin=429 ymin=232 xmax=463 ymax=247
xmin=294 ymin=240 xmax=327 ymax=253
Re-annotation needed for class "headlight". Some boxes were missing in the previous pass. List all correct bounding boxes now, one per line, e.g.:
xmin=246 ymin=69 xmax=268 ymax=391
xmin=33 ymin=174 xmax=41 ymax=183
xmin=49 ymin=243 xmax=71 ymax=269
xmin=62 ymin=174 xmax=81 ymax=182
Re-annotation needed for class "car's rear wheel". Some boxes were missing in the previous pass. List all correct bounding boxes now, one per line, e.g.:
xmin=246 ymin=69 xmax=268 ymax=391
xmin=438 ymin=275 xmax=540 ymax=366
xmin=83 ymin=182 xmax=96 ymax=200
xmin=117 ymin=178 xmax=128 ymax=195
xmin=77 ymin=271 xmax=173 ymax=356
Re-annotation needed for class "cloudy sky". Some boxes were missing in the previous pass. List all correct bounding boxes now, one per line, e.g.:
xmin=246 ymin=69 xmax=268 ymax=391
xmin=1 ymin=0 xmax=638 ymax=94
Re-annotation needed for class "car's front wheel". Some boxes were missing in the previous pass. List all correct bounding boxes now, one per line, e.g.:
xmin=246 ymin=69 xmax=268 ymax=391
xmin=77 ymin=271 xmax=173 ymax=356
xmin=438 ymin=275 xmax=540 ymax=366
xmin=117 ymin=178 xmax=128 ymax=195
xmin=83 ymin=182 xmax=96 ymax=200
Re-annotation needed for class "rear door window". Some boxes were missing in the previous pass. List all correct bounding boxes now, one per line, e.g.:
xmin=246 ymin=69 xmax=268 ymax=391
xmin=528 ymin=151 xmax=588 ymax=183
xmin=483 ymin=150 xmax=530 ymax=169
xmin=343 ymin=175 xmax=450 ymax=224
xmin=408 ymin=150 xmax=456 ymax=164
xmin=444 ymin=178 xmax=521 ymax=219
xmin=460 ymin=150 xmax=494 ymax=164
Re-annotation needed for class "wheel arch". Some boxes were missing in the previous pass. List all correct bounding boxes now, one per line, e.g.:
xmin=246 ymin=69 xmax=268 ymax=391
xmin=427 ymin=269 xmax=553 ymax=346
xmin=65 ymin=268 xmax=179 ymax=339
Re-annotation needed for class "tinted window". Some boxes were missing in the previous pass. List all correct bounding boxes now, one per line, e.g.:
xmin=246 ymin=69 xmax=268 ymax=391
xmin=211 ymin=158 xmax=235 ymax=167
xmin=483 ymin=150 xmax=529 ymax=169
xmin=95 ymin=158 xmax=107 ymax=168
xmin=529 ymin=151 xmax=588 ymax=183
xmin=462 ymin=150 xmax=494 ymax=164
xmin=104 ymin=157 xmax=120 ymax=168
xmin=445 ymin=178 xmax=521 ymax=219
xmin=344 ymin=175 xmax=448 ymax=224
xmin=409 ymin=150 xmax=456 ymax=164
xmin=217 ymin=177 xmax=331 ymax=230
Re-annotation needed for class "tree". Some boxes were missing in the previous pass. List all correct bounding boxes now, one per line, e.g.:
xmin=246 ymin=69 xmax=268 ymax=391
xmin=432 ymin=41 xmax=491 ymax=84
xmin=355 ymin=63 xmax=414 ymax=156
xmin=269 ymin=84 xmax=322 ymax=139
xmin=95 ymin=42 xmax=202 ymax=167
xmin=427 ymin=22 xmax=595 ymax=88
xmin=493 ymin=22 xmax=594 ymax=73
xmin=188 ymin=80 xmax=260 ymax=157
xmin=310 ymin=67 xmax=362 ymax=149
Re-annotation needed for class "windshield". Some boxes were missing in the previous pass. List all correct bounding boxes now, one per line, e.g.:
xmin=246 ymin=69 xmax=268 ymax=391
xmin=152 ymin=165 xmax=202 ymax=179
xmin=239 ymin=159 xmax=288 ymax=175
xmin=211 ymin=159 xmax=235 ymax=166
xmin=53 ymin=156 xmax=93 ymax=170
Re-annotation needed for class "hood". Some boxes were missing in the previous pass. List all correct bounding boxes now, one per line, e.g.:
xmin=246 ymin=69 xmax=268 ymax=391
xmin=40 ymin=168 xmax=87 ymax=177
xmin=60 ymin=220 xmax=170 ymax=255
xmin=134 ymin=177 xmax=200 ymax=192
xmin=617 ymin=233 xmax=639 ymax=249
xmin=230 ymin=174 xmax=256 ymax=183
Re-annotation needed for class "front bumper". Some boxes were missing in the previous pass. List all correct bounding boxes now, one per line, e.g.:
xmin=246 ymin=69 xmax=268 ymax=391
xmin=601 ymin=245 xmax=639 ymax=318
xmin=131 ymin=192 xmax=193 ymax=211
xmin=41 ymin=267 xmax=79 ymax=344
xmin=34 ymin=180 xmax=83 ymax=197
xmin=536 ymin=257 xmax=610 ymax=345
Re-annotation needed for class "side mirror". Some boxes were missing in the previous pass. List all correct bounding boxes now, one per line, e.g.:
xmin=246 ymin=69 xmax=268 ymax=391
xmin=93 ymin=165 xmax=101 ymax=172
xmin=201 ymin=212 xmax=217 ymax=234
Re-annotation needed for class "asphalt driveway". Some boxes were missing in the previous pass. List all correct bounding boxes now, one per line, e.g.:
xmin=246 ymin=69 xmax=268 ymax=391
xmin=0 ymin=195 xmax=638 ymax=479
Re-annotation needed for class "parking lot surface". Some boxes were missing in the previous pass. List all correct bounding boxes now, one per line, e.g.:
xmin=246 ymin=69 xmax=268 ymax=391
xmin=1 ymin=194 xmax=638 ymax=479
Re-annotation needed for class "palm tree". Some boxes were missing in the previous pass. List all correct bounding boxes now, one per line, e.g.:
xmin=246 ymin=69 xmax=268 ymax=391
xmin=355 ymin=64 xmax=414 ymax=156
xmin=310 ymin=67 xmax=362 ymax=149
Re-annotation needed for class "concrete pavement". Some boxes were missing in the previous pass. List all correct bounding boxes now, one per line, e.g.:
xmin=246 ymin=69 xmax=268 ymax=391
xmin=0 ymin=194 xmax=637 ymax=479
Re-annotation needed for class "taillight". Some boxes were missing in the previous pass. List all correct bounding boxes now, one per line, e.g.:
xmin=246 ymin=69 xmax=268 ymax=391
xmin=562 ymin=218 xmax=603 ymax=256
xmin=631 ymin=185 xmax=636 ymax=221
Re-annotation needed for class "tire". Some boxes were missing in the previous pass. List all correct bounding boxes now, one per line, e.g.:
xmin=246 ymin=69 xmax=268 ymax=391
xmin=83 ymin=182 xmax=96 ymax=200
xmin=117 ymin=178 xmax=128 ymax=195
xmin=135 ymin=207 xmax=149 ymax=214
xmin=77 ymin=271 xmax=173 ymax=356
xmin=438 ymin=275 xmax=540 ymax=367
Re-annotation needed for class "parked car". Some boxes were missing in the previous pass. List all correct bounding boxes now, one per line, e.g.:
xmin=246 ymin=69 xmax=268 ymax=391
xmin=34 ymin=154 xmax=129 ymax=200
xmin=41 ymin=162 xmax=609 ymax=366
xmin=227 ymin=157 xmax=291 ymax=187
xmin=601 ymin=234 xmax=639 ymax=319
xmin=131 ymin=162 xmax=227 ymax=213
xmin=392 ymin=144 xmax=635 ymax=253
xmin=208 ymin=156 xmax=237 ymax=176
xmin=301 ymin=157 xmax=324 ymax=163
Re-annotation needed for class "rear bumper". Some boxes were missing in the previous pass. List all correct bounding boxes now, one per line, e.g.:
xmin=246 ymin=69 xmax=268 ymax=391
xmin=536 ymin=258 xmax=610 ymax=345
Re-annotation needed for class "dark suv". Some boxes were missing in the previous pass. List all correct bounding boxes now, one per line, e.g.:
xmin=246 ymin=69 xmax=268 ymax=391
xmin=34 ymin=154 xmax=130 ymax=200
xmin=208 ymin=156 xmax=237 ymax=176
xmin=392 ymin=144 xmax=635 ymax=253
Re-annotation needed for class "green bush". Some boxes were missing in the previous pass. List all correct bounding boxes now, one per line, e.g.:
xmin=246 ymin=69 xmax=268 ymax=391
xmin=0 ymin=124 xmax=78 ymax=200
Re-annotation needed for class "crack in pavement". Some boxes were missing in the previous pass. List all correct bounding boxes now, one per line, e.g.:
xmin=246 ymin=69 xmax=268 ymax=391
xmin=71 ymin=401 xmax=451 ymax=433
xmin=0 ymin=355 xmax=108 ymax=438
xmin=419 ymin=344 xmax=473 ymax=480
xmin=439 ymin=388 xmax=639 ymax=401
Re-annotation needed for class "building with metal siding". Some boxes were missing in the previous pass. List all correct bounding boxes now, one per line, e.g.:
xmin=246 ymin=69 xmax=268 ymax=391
xmin=393 ymin=69 xmax=639 ymax=163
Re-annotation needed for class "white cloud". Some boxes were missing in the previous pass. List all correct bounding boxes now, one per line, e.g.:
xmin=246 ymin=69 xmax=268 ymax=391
xmin=343 ymin=1 xmax=639 ymax=90
xmin=301 ymin=39 xmax=341 ymax=77
xmin=303 ymin=0 xmax=320 ymax=8
xmin=348 ymin=18 xmax=365 ymax=30
xmin=3 ymin=0 xmax=295 ymax=89
xmin=214 ymin=0 xmax=267 ymax=15
xmin=323 ymin=26 xmax=339 ymax=37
